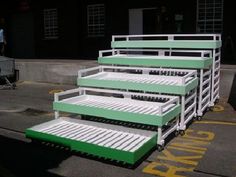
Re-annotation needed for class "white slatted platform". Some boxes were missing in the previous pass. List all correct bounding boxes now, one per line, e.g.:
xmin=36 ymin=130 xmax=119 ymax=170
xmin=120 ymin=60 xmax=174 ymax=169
xmin=25 ymin=117 xmax=157 ymax=164
xmin=90 ymin=72 xmax=193 ymax=86
xmin=77 ymin=66 xmax=198 ymax=95
xmin=39 ymin=119 xmax=151 ymax=152
xmin=61 ymin=95 xmax=175 ymax=115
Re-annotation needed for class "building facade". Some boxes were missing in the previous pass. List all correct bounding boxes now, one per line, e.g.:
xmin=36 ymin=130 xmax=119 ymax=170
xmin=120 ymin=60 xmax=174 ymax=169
xmin=0 ymin=0 xmax=235 ymax=64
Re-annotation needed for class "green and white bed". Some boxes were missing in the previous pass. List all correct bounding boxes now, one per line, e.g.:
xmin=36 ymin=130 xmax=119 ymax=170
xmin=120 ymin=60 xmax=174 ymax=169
xmin=26 ymin=88 xmax=181 ymax=164
xmin=77 ymin=66 xmax=198 ymax=131
xmin=110 ymin=34 xmax=221 ymax=107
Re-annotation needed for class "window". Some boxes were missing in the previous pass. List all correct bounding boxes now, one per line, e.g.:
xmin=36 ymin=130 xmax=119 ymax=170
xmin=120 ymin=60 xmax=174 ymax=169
xmin=43 ymin=8 xmax=58 ymax=39
xmin=87 ymin=4 xmax=105 ymax=37
xmin=196 ymin=0 xmax=224 ymax=33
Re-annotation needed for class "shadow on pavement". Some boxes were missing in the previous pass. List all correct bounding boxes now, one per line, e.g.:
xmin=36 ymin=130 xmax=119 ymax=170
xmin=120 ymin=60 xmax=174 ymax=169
xmin=228 ymin=72 xmax=236 ymax=110
xmin=0 ymin=135 xmax=70 ymax=177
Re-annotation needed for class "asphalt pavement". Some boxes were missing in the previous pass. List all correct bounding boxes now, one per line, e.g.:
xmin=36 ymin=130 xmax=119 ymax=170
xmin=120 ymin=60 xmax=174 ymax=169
xmin=0 ymin=68 xmax=236 ymax=177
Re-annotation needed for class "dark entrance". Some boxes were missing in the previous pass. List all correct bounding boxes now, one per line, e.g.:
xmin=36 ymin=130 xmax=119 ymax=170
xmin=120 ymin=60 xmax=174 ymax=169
xmin=9 ymin=12 xmax=35 ymax=58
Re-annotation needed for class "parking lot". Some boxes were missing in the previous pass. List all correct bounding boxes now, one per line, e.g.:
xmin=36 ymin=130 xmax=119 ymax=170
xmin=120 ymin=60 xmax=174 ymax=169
xmin=0 ymin=66 xmax=236 ymax=177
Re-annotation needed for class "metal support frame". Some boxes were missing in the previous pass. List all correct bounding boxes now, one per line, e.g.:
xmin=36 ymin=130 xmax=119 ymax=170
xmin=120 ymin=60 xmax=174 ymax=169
xmin=184 ymin=89 xmax=197 ymax=125
xmin=197 ymin=69 xmax=211 ymax=116
xmin=99 ymin=48 xmax=212 ymax=59
xmin=179 ymin=88 xmax=197 ymax=130
xmin=157 ymin=117 xmax=180 ymax=146
xmin=112 ymin=34 xmax=221 ymax=42
xmin=210 ymin=48 xmax=221 ymax=106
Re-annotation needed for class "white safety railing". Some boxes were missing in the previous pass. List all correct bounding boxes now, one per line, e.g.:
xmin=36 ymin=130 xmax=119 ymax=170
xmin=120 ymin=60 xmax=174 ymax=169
xmin=78 ymin=65 xmax=197 ymax=85
xmin=99 ymin=49 xmax=212 ymax=59
xmin=112 ymin=34 xmax=221 ymax=42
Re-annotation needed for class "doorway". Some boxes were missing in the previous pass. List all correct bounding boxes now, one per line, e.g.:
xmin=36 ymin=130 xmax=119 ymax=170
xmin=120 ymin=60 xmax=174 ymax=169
xmin=9 ymin=12 xmax=35 ymax=58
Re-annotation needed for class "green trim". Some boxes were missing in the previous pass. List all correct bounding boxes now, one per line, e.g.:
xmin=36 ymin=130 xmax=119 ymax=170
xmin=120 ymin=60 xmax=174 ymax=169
xmin=71 ymin=134 xmax=157 ymax=164
xmin=53 ymin=102 xmax=181 ymax=126
xmin=25 ymin=128 xmax=157 ymax=164
xmin=111 ymin=40 xmax=222 ymax=49
xmin=77 ymin=78 xmax=198 ymax=95
xmin=98 ymin=57 xmax=213 ymax=69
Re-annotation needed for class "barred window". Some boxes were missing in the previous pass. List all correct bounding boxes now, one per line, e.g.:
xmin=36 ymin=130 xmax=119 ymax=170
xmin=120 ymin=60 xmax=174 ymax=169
xmin=43 ymin=8 xmax=58 ymax=39
xmin=87 ymin=4 xmax=105 ymax=37
xmin=197 ymin=0 xmax=224 ymax=33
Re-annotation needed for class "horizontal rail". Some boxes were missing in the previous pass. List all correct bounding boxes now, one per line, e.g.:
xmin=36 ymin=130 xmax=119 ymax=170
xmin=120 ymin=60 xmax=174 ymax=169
xmin=78 ymin=65 xmax=196 ymax=76
xmin=55 ymin=87 xmax=179 ymax=105
xmin=214 ymin=85 xmax=219 ymax=94
xmin=184 ymin=111 xmax=196 ymax=125
xmin=54 ymin=88 xmax=81 ymax=101
xmin=215 ymin=52 xmax=221 ymax=57
xmin=112 ymin=34 xmax=221 ymax=41
xmin=184 ymin=103 xmax=196 ymax=115
xmin=183 ymin=71 xmax=198 ymax=84
xmin=162 ymin=123 xmax=178 ymax=139
xmin=203 ymin=78 xmax=211 ymax=87
xmin=185 ymin=92 xmax=196 ymax=105
xmin=78 ymin=66 xmax=101 ymax=77
xmin=203 ymin=70 xmax=211 ymax=77
xmin=202 ymin=94 xmax=210 ymax=104
xmin=99 ymin=49 xmax=212 ymax=58
xmin=215 ymin=65 xmax=221 ymax=72
xmin=78 ymin=66 xmax=197 ymax=86
xmin=201 ymin=101 xmax=210 ymax=112
xmin=214 ymin=80 xmax=220 ymax=88
xmin=202 ymin=86 xmax=210 ymax=95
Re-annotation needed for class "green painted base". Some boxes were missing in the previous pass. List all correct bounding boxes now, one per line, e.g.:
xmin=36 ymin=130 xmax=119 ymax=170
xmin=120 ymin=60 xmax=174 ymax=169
xmin=98 ymin=56 xmax=213 ymax=69
xmin=77 ymin=77 xmax=198 ymax=95
xmin=25 ymin=119 xmax=157 ymax=164
xmin=111 ymin=40 xmax=222 ymax=49
xmin=53 ymin=102 xmax=180 ymax=127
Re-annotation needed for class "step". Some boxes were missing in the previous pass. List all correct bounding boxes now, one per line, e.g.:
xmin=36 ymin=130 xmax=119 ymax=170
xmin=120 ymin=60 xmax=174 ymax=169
xmin=111 ymin=34 xmax=222 ymax=49
xmin=77 ymin=66 xmax=198 ymax=95
xmin=53 ymin=88 xmax=181 ymax=126
xmin=25 ymin=117 xmax=157 ymax=164
xmin=98 ymin=50 xmax=213 ymax=69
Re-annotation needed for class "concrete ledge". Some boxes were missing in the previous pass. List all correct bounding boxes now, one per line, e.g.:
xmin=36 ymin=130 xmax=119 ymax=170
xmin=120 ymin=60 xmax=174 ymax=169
xmin=15 ymin=59 xmax=98 ymax=85
xmin=14 ymin=59 xmax=236 ymax=86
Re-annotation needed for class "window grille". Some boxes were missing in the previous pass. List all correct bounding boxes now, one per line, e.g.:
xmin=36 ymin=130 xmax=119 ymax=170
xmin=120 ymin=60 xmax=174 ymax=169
xmin=87 ymin=4 xmax=105 ymax=37
xmin=44 ymin=8 xmax=58 ymax=39
xmin=196 ymin=0 xmax=224 ymax=33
